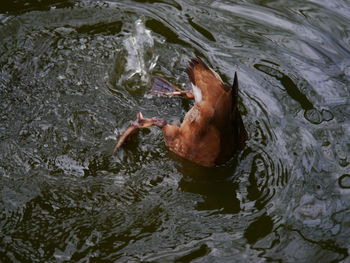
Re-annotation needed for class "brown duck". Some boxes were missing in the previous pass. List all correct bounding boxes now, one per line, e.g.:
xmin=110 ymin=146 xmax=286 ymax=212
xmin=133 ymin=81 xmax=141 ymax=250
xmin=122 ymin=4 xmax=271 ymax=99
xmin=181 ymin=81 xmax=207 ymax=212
xmin=114 ymin=58 xmax=247 ymax=167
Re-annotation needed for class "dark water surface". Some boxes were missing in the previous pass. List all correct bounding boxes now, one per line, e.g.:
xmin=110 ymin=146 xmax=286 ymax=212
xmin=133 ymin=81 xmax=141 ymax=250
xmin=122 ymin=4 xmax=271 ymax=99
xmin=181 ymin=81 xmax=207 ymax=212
xmin=1 ymin=0 xmax=350 ymax=262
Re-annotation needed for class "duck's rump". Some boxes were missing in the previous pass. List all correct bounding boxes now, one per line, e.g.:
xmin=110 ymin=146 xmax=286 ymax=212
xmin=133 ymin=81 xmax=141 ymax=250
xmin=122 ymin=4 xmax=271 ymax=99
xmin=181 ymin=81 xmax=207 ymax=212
xmin=164 ymin=57 xmax=247 ymax=167
xmin=165 ymin=99 xmax=237 ymax=167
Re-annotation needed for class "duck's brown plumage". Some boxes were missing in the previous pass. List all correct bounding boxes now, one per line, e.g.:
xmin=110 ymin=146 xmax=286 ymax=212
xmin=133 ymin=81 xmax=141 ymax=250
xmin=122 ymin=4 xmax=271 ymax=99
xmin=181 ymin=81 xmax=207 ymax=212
xmin=114 ymin=58 xmax=247 ymax=167
xmin=161 ymin=58 xmax=246 ymax=167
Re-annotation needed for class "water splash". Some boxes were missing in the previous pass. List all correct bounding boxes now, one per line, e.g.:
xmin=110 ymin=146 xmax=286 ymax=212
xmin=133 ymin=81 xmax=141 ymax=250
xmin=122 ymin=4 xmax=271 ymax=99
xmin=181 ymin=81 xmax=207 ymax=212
xmin=113 ymin=19 xmax=158 ymax=93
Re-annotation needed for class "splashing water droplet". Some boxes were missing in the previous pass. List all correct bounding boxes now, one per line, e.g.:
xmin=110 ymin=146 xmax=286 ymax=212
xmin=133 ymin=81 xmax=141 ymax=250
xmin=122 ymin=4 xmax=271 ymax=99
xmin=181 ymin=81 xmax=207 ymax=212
xmin=113 ymin=18 xmax=158 ymax=93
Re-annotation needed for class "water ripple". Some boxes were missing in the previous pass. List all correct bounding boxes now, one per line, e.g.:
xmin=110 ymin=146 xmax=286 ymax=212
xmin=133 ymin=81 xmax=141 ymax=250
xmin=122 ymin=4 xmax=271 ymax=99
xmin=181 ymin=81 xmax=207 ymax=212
xmin=1 ymin=0 xmax=350 ymax=262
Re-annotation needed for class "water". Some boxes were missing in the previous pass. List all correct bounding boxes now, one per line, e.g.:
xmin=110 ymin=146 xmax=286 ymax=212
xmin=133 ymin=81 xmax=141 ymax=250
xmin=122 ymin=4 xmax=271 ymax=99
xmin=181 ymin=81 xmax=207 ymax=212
xmin=0 ymin=0 xmax=349 ymax=262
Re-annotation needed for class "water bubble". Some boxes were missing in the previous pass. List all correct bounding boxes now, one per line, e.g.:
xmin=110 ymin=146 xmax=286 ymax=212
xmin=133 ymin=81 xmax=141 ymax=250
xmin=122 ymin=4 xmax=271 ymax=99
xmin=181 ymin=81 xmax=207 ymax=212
xmin=338 ymin=174 xmax=350 ymax=189
xmin=321 ymin=109 xmax=334 ymax=121
xmin=304 ymin=108 xmax=322 ymax=124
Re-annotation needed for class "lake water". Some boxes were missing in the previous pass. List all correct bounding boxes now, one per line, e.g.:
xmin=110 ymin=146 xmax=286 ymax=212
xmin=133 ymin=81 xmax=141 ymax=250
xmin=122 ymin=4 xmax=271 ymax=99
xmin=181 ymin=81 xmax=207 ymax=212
xmin=1 ymin=0 xmax=350 ymax=262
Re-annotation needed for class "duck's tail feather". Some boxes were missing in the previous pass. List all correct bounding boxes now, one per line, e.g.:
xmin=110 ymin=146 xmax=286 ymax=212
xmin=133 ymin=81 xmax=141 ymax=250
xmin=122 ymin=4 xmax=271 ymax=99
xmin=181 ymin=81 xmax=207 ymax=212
xmin=232 ymin=72 xmax=238 ymax=115
xmin=187 ymin=57 xmax=209 ymax=85
xmin=231 ymin=72 xmax=248 ymax=146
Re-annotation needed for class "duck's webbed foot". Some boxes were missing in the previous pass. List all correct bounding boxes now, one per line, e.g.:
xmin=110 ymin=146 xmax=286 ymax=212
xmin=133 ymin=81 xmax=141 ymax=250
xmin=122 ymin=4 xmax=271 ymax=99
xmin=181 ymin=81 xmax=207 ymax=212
xmin=113 ymin=112 xmax=167 ymax=154
xmin=151 ymin=76 xmax=194 ymax=99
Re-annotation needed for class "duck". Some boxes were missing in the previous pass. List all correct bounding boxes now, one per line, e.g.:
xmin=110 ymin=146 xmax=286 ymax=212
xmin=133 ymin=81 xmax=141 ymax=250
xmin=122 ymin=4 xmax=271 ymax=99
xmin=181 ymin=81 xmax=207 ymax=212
xmin=114 ymin=58 xmax=247 ymax=167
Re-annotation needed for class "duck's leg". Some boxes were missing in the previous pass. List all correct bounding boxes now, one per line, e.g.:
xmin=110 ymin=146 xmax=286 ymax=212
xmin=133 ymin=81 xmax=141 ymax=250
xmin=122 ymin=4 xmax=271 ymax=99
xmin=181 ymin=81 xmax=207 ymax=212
xmin=151 ymin=76 xmax=194 ymax=99
xmin=113 ymin=112 xmax=167 ymax=153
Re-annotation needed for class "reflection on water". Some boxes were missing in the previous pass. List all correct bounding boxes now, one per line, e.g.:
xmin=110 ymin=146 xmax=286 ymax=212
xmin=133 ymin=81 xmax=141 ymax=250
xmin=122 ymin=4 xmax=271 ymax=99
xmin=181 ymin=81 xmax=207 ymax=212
xmin=0 ymin=0 xmax=350 ymax=262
